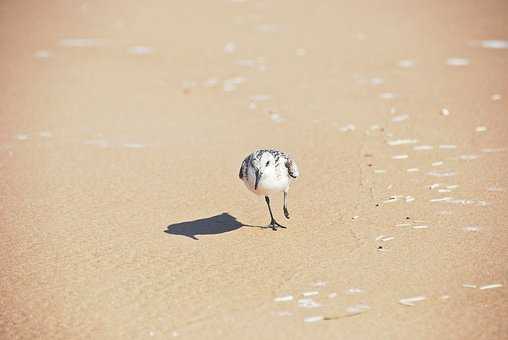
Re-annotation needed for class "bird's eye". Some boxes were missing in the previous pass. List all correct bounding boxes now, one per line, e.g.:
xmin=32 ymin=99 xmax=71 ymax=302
xmin=266 ymin=161 xmax=270 ymax=166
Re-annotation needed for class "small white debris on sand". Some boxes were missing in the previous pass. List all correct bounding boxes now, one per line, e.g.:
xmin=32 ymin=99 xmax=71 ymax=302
xmin=413 ymin=225 xmax=429 ymax=229
xmin=346 ymin=303 xmax=370 ymax=315
xmin=39 ymin=131 xmax=52 ymax=138
xmin=352 ymin=215 xmax=359 ymax=220
xmin=275 ymin=311 xmax=292 ymax=316
xmin=124 ymin=143 xmax=145 ymax=149
xmin=339 ymin=124 xmax=356 ymax=132
xmin=256 ymin=24 xmax=280 ymax=33
xmin=407 ymin=168 xmax=419 ymax=172
xmin=203 ymin=78 xmax=219 ymax=87
xmin=370 ymin=77 xmax=383 ymax=85
xmin=224 ymin=41 xmax=236 ymax=54
xmin=380 ymin=92 xmax=398 ymax=100
xmin=427 ymin=171 xmax=456 ymax=177
xmin=392 ymin=154 xmax=408 ymax=159
xmin=414 ymin=145 xmax=433 ymax=151
xmin=446 ymin=58 xmax=470 ymax=66
xmin=346 ymin=288 xmax=365 ymax=294
xmin=60 ymin=38 xmax=104 ymax=47
xmin=479 ymin=284 xmax=503 ymax=290
xmin=274 ymin=295 xmax=293 ymax=302
xmin=298 ymin=298 xmax=321 ymax=308
xmin=127 ymin=46 xmax=154 ymax=55
xmin=438 ymin=189 xmax=451 ymax=193
xmin=15 ymin=134 xmax=30 ymax=140
xmin=430 ymin=197 xmax=452 ymax=202
xmin=313 ymin=281 xmax=327 ymax=287
xmin=83 ymin=139 xmax=109 ymax=148
xmin=430 ymin=183 xmax=440 ymax=190
xmin=303 ymin=291 xmax=319 ymax=297
xmin=383 ymin=197 xmax=399 ymax=204
xmin=491 ymin=94 xmax=502 ymax=101
xmin=440 ymin=295 xmax=450 ymax=300
xmin=441 ymin=108 xmax=450 ymax=116
xmin=355 ymin=32 xmax=367 ymax=40
xmin=398 ymin=59 xmax=415 ymax=68
xmin=328 ymin=292 xmax=337 ymax=298
xmin=487 ymin=186 xmax=504 ymax=192
xmin=395 ymin=223 xmax=411 ymax=227
xmin=223 ymin=77 xmax=246 ymax=92
xmin=388 ymin=139 xmax=418 ymax=146
xmin=250 ymin=94 xmax=271 ymax=102
xmin=463 ymin=225 xmax=480 ymax=232
xmin=480 ymin=40 xmax=508 ymax=49
xmin=458 ymin=154 xmax=479 ymax=160
xmin=181 ymin=80 xmax=197 ymax=91
xmin=304 ymin=316 xmax=324 ymax=323
xmin=399 ymin=296 xmax=426 ymax=306
xmin=391 ymin=114 xmax=409 ymax=122
xmin=270 ymin=113 xmax=284 ymax=123
xmin=296 ymin=48 xmax=306 ymax=56
xmin=439 ymin=144 xmax=457 ymax=149
xmin=406 ymin=196 xmax=415 ymax=202
xmin=432 ymin=161 xmax=444 ymax=166
xmin=381 ymin=236 xmax=395 ymax=241
xmin=462 ymin=284 xmax=477 ymax=288
xmin=34 ymin=50 xmax=51 ymax=59
xmin=475 ymin=126 xmax=487 ymax=132
xmin=481 ymin=148 xmax=506 ymax=153
xmin=223 ymin=82 xmax=235 ymax=92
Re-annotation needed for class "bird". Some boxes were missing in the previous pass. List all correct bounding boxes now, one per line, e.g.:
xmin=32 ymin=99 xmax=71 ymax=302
xmin=239 ymin=149 xmax=300 ymax=230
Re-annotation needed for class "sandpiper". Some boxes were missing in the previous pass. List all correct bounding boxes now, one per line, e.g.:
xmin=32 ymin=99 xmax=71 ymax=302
xmin=239 ymin=149 xmax=300 ymax=230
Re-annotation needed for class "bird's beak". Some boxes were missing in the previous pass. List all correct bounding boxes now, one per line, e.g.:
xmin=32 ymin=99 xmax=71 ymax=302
xmin=255 ymin=169 xmax=261 ymax=190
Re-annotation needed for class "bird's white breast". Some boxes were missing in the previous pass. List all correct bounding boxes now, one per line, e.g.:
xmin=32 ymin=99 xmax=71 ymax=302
xmin=243 ymin=164 xmax=290 ymax=196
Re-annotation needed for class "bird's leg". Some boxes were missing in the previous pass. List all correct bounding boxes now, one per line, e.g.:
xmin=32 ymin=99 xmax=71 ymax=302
xmin=283 ymin=191 xmax=290 ymax=219
xmin=265 ymin=196 xmax=285 ymax=230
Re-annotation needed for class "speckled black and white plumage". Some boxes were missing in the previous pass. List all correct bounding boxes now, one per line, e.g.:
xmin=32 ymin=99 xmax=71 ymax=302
xmin=239 ymin=149 xmax=299 ymax=184
xmin=238 ymin=149 xmax=299 ymax=230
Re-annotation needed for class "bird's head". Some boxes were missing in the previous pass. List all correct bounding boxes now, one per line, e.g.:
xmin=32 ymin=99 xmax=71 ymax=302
xmin=252 ymin=152 xmax=276 ymax=190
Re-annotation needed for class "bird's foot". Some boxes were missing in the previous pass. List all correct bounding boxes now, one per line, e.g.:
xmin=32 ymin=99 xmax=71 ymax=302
xmin=268 ymin=219 xmax=286 ymax=231
xmin=283 ymin=207 xmax=290 ymax=219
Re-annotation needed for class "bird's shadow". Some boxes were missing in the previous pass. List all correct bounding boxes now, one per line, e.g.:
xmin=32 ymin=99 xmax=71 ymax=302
xmin=164 ymin=212 xmax=263 ymax=240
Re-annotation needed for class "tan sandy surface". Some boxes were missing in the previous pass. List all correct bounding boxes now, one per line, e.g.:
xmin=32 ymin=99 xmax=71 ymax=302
xmin=1 ymin=0 xmax=507 ymax=339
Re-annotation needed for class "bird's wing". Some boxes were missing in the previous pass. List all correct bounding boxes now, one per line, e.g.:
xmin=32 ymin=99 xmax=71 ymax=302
xmin=285 ymin=157 xmax=299 ymax=178
xmin=239 ymin=155 xmax=250 ymax=179
xmin=239 ymin=164 xmax=244 ymax=179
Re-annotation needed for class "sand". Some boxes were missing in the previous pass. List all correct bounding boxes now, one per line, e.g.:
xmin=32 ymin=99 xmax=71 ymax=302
xmin=1 ymin=0 xmax=507 ymax=339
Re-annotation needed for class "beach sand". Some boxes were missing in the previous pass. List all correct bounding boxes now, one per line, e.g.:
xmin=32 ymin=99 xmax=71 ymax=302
xmin=1 ymin=0 xmax=507 ymax=339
